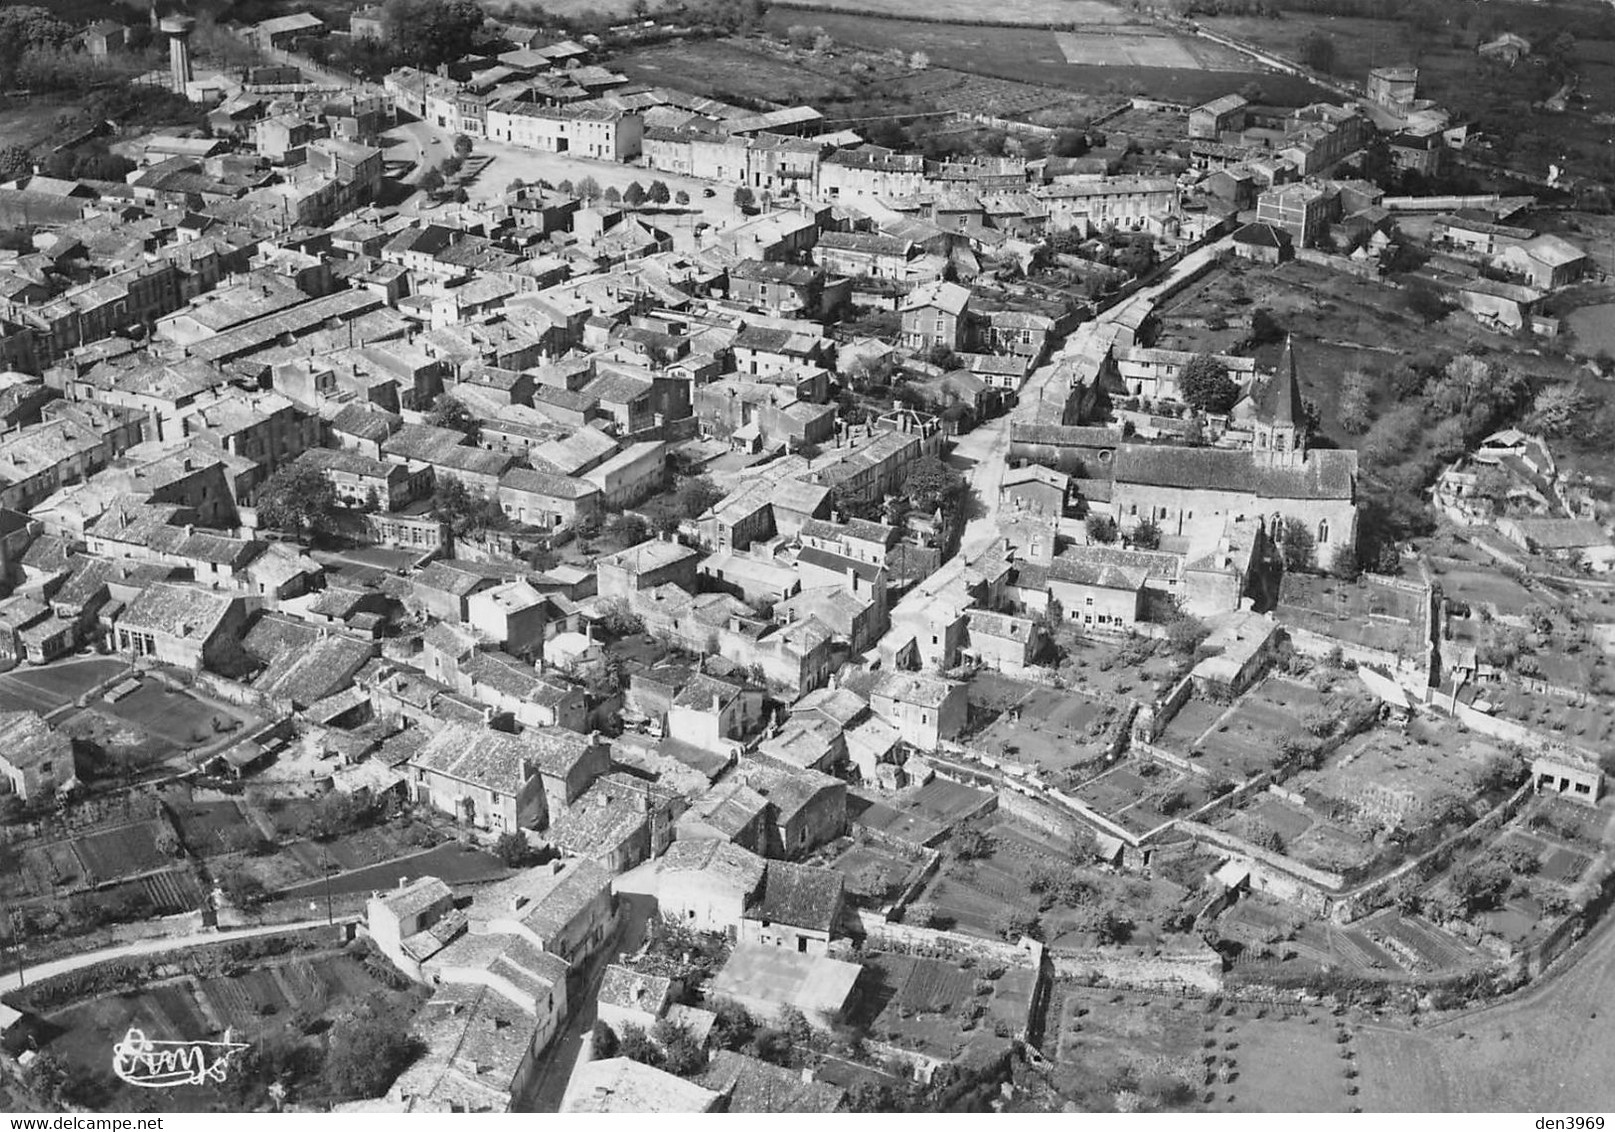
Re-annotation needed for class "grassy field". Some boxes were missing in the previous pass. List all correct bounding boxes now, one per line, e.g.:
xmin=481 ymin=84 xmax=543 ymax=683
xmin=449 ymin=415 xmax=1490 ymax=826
xmin=275 ymin=842 xmax=508 ymax=899
xmin=0 ymin=658 xmax=126 ymax=716
xmin=760 ymin=10 xmax=1328 ymax=105
xmin=1198 ymin=14 xmax=1413 ymax=79
xmin=773 ymin=0 xmax=1136 ymax=25
xmin=1353 ymin=909 xmax=1615 ymax=1110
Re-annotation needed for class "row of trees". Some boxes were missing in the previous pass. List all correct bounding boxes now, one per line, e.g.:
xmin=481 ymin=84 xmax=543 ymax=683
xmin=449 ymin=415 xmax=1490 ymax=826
xmin=555 ymin=176 xmax=689 ymax=208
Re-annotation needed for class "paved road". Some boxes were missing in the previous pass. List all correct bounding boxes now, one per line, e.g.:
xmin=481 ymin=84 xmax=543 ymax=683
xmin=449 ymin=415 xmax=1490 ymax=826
xmin=0 ymin=920 xmax=337 ymax=996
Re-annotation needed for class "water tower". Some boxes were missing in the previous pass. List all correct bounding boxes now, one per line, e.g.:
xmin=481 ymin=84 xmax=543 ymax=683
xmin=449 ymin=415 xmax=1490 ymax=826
xmin=159 ymin=15 xmax=196 ymax=95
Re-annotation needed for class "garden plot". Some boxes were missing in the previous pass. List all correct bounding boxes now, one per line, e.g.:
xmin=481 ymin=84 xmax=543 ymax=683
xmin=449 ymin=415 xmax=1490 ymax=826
xmin=1219 ymin=792 xmax=1373 ymax=872
xmin=1289 ymin=720 xmax=1501 ymax=829
xmin=1152 ymin=678 xmax=1324 ymax=783
xmin=1074 ymin=759 xmax=1206 ymax=836
xmin=850 ymin=952 xmax=1037 ymax=1061
xmin=971 ymin=680 xmax=1121 ymax=775
xmin=1050 ymin=985 xmax=1206 ymax=1107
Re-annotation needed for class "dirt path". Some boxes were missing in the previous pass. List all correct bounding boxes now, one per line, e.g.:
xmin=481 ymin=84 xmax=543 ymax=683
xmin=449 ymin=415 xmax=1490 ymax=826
xmin=0 ymin=920 xmax=337 ymax=997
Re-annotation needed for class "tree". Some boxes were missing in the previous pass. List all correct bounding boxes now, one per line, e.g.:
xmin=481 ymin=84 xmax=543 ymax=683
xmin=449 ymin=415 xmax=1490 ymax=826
xmin=623 ymin=180 xmax=647 ymax=207
xmin=1298 ymin=30 xmax=1337 ymax=72
xmin=652 ymin=1019 xmax=706 ymax=1075
xmin=558 ymin=178 xmax=575 ymax=195
xmin=1279 ymin=516 xmax=1315 ymax=571
xmin=1529 ymin=381 xmax=1590 ymax=438
xmin=603 ymin=185 xmax=622 ymax=205
xmin=1165 ymin=613 xmax=1209 ymax=656
xmin=1446 ymin=859 xmax=1511 ymax=916
xmin=428 ymin=393 xmax=478 ymax=439
xmin=493 ymin=831 xmax=532 ymax=867
xmin=647 ymin=179 xmax=671 ymax=204
xmin=1405 ymin=279 xmax=1451 ymax=324
xmin=1050 ymin=128 xmax=1088 ymax=158
xmin=733 ymin=186 xmax=757 ymax=212
xmin=596 ymin=598 xmax=645 ymax=637
xmin=324 ymin=1014 xmax=423 ymax=1099
xmin=453 ymin=186 xmax=469 ymax=204
xmin=903 ymin=454 xmax=967 ymax=517
xmin=257 ymin=460 xmax=339 ymax=539
xmin=991 ymin=907 xmax=1041 ymax=942
xmin=617 ymin=1024 xmax=659 ymax=1065
xmin=452 ymin=133 xmax=473 ymax=157
xmin=577 ymin=175 xmax=602 ymax=202
xmin=1249 ymin=306 xmax=1285 ymax=346
xmin=952 ymin=826 xmax=994 ymax=859
xmin=419 ymin=167 xmax=445 ymax=195
xmin=154 ymin=828 xmax=182 ymax=857
xmin=381 ymin=0 xmax=486 ymax=68
xmin=1131 ymin=518 xmax=1161 ymax=550
xmin=675 ymin=475 xmax=725 ymax=519
xmin=1330 ymin=543 xmax=1360 ymax=581
xmin=1086 ymin=513 xmax=1118 ymax=544
xmin=1181 ymin=353 xmax=1239 ymax=413
xmin=674 ymin=189 xmax=690 ymax=205
xmin=607 ymin=513 xmax=649 ymax=546
xmin=431 ymin=477 xmax=509 ymax=538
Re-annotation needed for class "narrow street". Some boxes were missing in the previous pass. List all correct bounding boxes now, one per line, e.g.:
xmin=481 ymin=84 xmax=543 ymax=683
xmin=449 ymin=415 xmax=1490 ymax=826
xmin=524 ymin=891 xmax=655 ymax=1112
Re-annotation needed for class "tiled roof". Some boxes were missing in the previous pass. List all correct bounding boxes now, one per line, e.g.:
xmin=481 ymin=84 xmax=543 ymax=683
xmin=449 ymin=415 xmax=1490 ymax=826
xmin=699 ymin=1050 xmax=845 ymax=1113
xmin=746 ymin=859 xmax=846 ymax=930
xmin=1112 ymin=444 xmax=1357 ymax=501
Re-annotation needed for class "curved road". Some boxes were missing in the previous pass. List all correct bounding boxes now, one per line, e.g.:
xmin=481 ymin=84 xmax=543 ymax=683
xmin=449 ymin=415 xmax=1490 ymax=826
xmin=0 ymin=919 xmax=339 ymax=997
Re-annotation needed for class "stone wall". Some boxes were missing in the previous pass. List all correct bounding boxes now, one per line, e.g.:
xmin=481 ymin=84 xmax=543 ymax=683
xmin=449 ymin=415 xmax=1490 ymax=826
xmin=1048 ymin=943 xmax=1223 ymax=993
xmin=851 ymin=909 xmax=1043 ymax=970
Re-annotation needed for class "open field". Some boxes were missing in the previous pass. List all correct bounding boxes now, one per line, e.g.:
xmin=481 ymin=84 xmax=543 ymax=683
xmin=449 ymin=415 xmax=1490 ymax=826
xmin=1049 ymin=984 xmax=1205 ymax=1105
xmin=1197 ymin=15 xmax=1412 ymax=80
xmin=758 ymin=12 xmax=1328 ymax=106
xmin=0 ymin=658 xmax=127 ymax=716
xmin=275 ymin=842 xmax=508 ymax=899
xmin=772 ymin=0 xmax=1137 ymax=24
xmin=1053 ymin=28 xmax=1245 ymax=70
xmin=1353 ymin=906 xmax=1615 ymax=1110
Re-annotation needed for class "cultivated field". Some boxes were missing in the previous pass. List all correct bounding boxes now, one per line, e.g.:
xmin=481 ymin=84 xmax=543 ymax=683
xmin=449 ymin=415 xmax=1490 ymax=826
xmin=758 ymin=12 xmax=1325 ymax=105
xmin=1053 ymin=28 xmax=1245 ymax=71
xmin=771 ymin=0 xmax=1137 ymax=24
xmin=1074 ymin=758 xmax=1207 ymax=837
xmin=850 ymin=951 xmax=1038 ymax=1060
xmin=39 ymin=944 xmax=420 ymax=1112
xmin=1156 ymin=677 xmax=1321 ymax=783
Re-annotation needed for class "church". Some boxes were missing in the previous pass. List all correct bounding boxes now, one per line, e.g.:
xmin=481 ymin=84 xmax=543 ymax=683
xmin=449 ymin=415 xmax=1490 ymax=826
xmin=1107 ymin=338 xmax=1359 ymax=569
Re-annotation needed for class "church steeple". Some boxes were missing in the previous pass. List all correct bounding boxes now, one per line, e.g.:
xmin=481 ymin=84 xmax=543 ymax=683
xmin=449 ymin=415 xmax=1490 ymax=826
xmin=1253 ymin=334 xmax=1305 ymax=466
